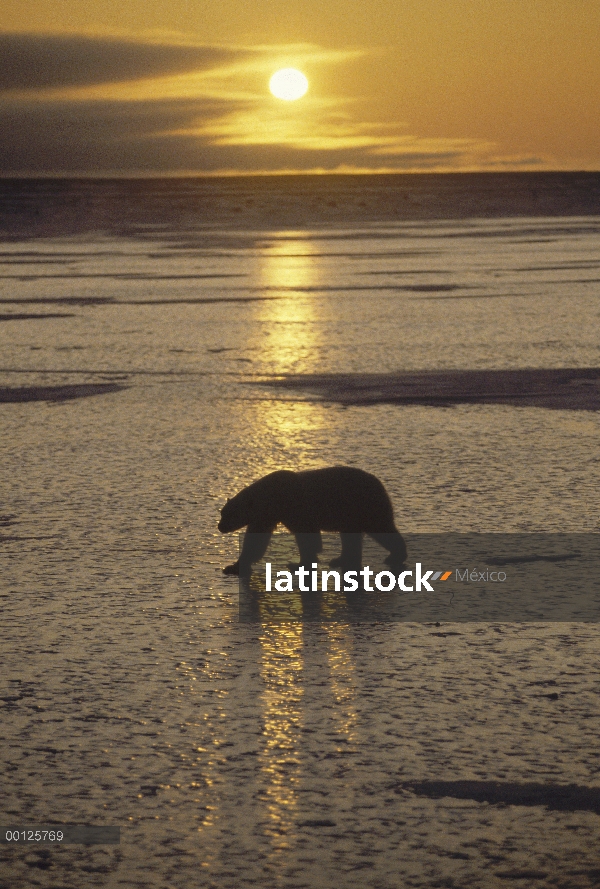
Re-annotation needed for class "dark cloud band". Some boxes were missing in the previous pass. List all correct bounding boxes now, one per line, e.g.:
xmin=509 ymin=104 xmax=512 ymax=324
xmin=0 ymin=96 xmax=463 ymax=175
xmin=0 ymin=33 xmax=245 ymax=91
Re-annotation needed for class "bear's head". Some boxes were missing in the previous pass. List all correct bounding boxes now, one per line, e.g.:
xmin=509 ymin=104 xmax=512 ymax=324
xmin=218 ymin=488 xmax=253 ymax=533
xmin=218 ymin=471 xmax=293 ymax=533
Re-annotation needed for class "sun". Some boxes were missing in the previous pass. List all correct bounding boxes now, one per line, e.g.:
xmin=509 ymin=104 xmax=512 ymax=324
xmin=269 ymin=68 xmax=309 ymax=101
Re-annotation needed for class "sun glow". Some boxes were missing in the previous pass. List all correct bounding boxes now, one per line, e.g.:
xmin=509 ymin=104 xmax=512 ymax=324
xmin=269 ymin=68 xmax=309 ymax=101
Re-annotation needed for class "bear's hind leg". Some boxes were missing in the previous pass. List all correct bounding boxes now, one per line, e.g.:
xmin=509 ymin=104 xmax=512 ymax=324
xmin=369 ymin=531 xmax=407 ymax=569
xmin=330 ymin=532 xmax=362 ymax=570
xmin=224 ymin=527 xmax=273 ymax=576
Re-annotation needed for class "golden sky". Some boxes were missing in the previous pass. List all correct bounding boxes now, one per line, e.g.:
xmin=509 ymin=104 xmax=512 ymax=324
xmin=1 ymin=0 xmax=598 ymax=175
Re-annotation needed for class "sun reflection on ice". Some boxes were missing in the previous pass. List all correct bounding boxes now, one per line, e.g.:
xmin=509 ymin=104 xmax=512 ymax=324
xmin=258 ymin=623 xmax=304 ymax=842
xmin=245 ymin=237 xmax=335 ymax=458
xmin=324 ymin=625 xmax=359 ymax=744
xmin=256 ymin=237 xmax=321 ymax=374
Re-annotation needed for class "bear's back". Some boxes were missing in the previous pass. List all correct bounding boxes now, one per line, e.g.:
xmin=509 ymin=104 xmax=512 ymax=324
xmin=281 ymin=466 xmax=396 ymax=533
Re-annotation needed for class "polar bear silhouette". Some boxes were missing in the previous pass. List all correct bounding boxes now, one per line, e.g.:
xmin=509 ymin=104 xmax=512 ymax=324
xmin=218 ymin=466 xmax=407 ymax=576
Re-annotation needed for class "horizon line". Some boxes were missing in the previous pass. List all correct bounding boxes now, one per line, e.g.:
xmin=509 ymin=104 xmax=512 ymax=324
xmin=1 ymin=168 xmax=600 ymax=182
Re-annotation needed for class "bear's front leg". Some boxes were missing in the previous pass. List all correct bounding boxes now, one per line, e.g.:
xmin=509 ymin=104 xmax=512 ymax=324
xmin=293 ymin=532 xmax=322 ymax=569
xmin=223 ymin=527 xmax=273 ymax=576
xmin=330 ymin=532 xmax=363 ymax=570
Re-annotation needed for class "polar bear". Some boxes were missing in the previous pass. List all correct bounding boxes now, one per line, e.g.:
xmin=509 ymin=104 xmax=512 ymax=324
xmin=218 ymin=466 xmax=407 ymax=576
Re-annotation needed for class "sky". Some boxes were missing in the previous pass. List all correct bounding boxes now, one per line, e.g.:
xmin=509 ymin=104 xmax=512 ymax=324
xmin=0 ymin=0 xmax=598 ymax=176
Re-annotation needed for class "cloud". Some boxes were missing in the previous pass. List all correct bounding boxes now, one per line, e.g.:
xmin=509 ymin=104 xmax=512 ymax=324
xmin=0 ymin=97 xmax=238 ymax=173
xmin=0 ymin=95 xmax=494 ymax=175
xmin=0 ymin=33 xmax=246 ymax=92
xmin=0 ymin=32 xmax=524 ymax=175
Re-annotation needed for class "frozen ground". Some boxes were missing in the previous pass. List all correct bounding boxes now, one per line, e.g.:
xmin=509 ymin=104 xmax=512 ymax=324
xmin=1 ymin=198 xmax=600 ymax=887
